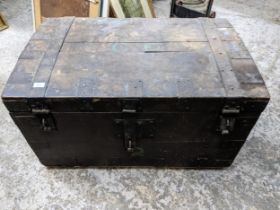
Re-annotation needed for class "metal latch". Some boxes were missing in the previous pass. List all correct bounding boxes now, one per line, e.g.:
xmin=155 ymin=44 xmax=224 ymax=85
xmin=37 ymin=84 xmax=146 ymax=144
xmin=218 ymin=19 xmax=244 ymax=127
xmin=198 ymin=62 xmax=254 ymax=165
xmin=114 ymin=99 xmax=154 ymax=153
xmin=114 ymin=118 xmax=155 ymax=153
xmin=32 ymin=108 xmax=56 ymax=132
xmin=219 ymin=106 xmax=240 ymax=135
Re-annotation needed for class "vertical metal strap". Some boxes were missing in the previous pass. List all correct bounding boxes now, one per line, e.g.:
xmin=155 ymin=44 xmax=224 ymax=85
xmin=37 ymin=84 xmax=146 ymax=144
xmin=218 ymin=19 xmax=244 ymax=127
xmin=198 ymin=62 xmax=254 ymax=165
xmin=200 ymin=18 xmax=244 ymax=97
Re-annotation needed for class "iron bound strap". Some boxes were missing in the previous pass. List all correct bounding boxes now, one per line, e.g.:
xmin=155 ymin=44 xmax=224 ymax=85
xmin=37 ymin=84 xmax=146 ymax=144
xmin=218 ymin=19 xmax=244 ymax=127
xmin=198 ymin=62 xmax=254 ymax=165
xmin=114 ymin=99 xmax=155 ymax=153
xmin=200 ymin=18 xmax=244 ymax=97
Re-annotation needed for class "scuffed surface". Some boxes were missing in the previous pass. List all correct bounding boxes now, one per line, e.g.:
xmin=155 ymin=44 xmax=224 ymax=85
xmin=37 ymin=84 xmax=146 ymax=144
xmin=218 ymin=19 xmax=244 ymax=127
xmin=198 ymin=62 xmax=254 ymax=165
xmin=0 ymin=0 xmax=280 ymax=209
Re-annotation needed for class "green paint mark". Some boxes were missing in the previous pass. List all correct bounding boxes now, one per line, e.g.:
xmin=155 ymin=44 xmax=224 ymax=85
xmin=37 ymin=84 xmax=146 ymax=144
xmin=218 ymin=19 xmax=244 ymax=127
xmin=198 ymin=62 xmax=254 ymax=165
xmin=112 ymin=43 xmax=118 ymax=52
xmin=144 ymin=43 xmax=151 ymax=51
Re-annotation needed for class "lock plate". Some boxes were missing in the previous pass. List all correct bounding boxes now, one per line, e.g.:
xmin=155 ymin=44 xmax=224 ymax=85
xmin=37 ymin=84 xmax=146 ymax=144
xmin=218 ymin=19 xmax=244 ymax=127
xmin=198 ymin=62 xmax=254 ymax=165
xmin=114 ymin=119 xmax=155 ymax=152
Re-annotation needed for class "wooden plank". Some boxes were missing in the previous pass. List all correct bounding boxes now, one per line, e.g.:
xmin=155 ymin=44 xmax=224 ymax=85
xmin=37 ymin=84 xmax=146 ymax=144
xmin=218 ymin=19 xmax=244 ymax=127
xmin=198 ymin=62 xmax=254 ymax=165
xmin=29 ymin=17 xmax=75 ymax=98
xmin=33 ymin=0 xmax=91 ymax=29
xmin=223 ymin=41 xmax=251 ymax=59
xmin=40 ymin=0 xmax=89 ymax=17
xmin=61 ymin=42 xmax=209 ymax=54
xmin=140 ymin=0 xmax=155 ymax=18
xmin=148 ymin=0 xmax=156 ymax=17
xmin=33 ymin=0 xmax=42 ymax=30
xmin=214 ymin=19 xmax=233 ymax=28
xmin=114 ymin=0 xmax=154 ymax=18
xmin=217 ymin=28 xmax=241 ymax=41
xmin=89 ymin=0 xmax=100 ymax=17
xmin=119 ymin=0 xmax=144 ymax=17
xmin=110 ymin=0 xmax=125 ymax=18
xmin=46 ymin=50 xmax=225 ymax=97
xmin=65 ymin=18 xmax=207 ymax=43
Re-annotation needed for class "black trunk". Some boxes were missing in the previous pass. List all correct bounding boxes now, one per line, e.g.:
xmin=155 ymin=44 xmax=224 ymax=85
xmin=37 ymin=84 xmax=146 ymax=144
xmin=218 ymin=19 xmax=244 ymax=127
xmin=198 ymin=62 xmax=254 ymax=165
xmin=2 ymin=18 xmax=270 ymax=168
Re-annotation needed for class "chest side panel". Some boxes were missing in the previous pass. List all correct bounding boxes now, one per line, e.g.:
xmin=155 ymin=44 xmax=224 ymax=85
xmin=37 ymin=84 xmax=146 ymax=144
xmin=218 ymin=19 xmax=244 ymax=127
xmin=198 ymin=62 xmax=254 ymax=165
xmin=11 ymin=109 xmax=244 ymax=168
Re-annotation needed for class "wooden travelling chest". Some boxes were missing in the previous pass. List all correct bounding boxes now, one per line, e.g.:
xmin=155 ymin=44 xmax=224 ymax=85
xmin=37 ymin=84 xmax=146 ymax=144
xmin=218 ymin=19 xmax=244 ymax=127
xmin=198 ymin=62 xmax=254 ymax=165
xmin=2 ymin=18 xmax=270 ymax=168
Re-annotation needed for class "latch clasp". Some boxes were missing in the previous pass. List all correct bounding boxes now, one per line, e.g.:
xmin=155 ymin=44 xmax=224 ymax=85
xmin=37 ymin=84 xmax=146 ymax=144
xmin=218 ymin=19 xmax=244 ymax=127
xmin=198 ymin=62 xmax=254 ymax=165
xmin=115 ymin=119 xmax=155 ymax=153
xmin=219 ymin=106 xmax=240 ymax=135
xmin=32 ymin=108 xmax=56 ymax=132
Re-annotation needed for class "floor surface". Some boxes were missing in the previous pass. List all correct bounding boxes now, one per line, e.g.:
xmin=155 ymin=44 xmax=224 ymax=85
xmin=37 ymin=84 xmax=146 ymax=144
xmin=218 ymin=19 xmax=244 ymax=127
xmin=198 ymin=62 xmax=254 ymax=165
xmin=0 ymin=0 xmax=279 ymax=209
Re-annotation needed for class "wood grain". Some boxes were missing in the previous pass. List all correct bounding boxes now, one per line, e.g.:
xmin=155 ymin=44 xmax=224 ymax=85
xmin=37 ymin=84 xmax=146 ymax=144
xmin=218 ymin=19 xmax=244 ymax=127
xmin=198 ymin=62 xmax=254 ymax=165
xmin=89 ymin=0 xmax=100 ymax=17
xmin=3 ymin=18 xmax=270 ymax=100
xmin=140 ymin=0 xmax=155 ymax=18
xmin=110 ymin=0 xmax=125 ymax=18
xmin=40 ymin=0 xmax=89 ymax=17
xmin=33 ymin=0 xmax=41 ymax=30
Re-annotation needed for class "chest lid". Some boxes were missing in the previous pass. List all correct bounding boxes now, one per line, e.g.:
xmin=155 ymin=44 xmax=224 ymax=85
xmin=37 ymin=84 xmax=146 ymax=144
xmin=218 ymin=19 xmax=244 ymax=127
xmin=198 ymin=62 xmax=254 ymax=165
xmin=2 ymin=17 xmax=269 ymax=108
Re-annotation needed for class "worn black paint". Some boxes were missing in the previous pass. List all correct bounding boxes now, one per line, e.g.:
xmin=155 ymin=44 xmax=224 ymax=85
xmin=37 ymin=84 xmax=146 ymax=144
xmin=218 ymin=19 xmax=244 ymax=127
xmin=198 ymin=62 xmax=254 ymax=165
xmin=2 ymin=18 xmax=270 ymax=168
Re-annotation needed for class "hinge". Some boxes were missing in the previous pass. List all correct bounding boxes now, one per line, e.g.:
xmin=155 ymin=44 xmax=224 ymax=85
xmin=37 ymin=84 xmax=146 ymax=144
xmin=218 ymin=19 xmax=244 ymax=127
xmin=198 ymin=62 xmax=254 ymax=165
xmin=219 ymin=106 xmax=240 ymax=135
xmin=32 ymin=108 xmax=56 ymax=132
